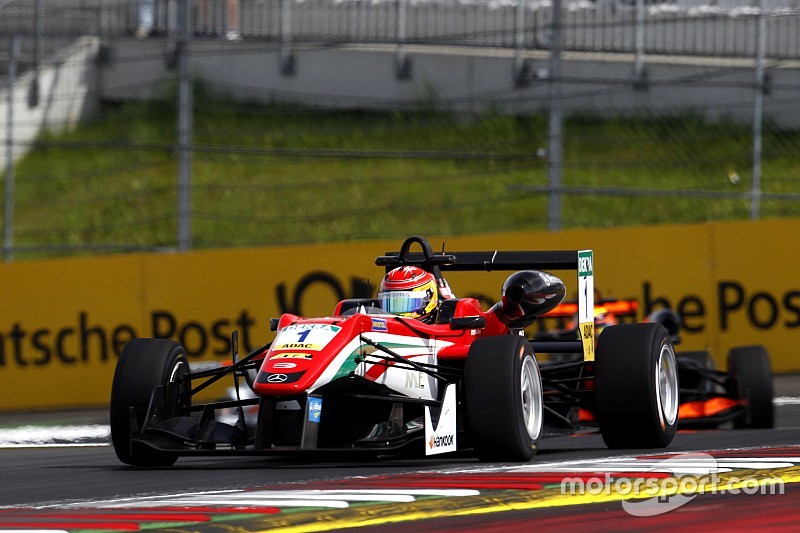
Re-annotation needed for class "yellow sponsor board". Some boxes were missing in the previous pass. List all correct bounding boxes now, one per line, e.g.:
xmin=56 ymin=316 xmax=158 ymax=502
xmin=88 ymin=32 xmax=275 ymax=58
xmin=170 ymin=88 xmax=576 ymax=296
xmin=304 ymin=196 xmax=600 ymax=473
xmin=1 ymin=218 xmax=799 ymax=410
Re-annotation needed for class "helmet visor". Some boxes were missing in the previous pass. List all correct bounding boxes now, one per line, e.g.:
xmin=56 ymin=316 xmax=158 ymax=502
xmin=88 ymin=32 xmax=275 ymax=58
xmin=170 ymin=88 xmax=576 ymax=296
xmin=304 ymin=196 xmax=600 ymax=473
xmin=378 ymin=290 xmax=432 ymax=316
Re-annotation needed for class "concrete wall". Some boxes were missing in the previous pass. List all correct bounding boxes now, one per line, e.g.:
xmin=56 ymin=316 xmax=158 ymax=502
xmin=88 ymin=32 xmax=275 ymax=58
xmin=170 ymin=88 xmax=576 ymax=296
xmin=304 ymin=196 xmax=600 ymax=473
xmin=0 ymin=36 xmax=100 ymax=171
xmin=99 ymin=38 xmax=800 ymax=128
xmin=4 ymin=35 xmax=794 ymax=174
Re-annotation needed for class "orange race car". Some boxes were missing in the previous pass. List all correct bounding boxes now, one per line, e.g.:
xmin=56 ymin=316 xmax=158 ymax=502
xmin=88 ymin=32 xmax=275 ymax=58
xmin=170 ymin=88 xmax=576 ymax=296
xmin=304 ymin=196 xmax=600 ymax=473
xmin=535 ymin=299 xmax=774 ymax=429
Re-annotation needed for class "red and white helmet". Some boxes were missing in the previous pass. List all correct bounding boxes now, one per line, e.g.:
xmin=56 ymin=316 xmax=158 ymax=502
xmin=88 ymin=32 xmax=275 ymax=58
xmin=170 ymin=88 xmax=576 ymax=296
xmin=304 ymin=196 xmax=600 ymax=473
xmin=378 ymin=266 xmax=438 ymax=320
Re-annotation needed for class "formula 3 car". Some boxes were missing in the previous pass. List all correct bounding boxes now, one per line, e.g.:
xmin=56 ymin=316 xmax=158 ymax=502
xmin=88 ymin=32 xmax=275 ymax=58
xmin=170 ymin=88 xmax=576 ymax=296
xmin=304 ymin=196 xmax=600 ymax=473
xmin=110 ymin=236 xmax=679 ymax=466
xmin=537 ymin=299 xmax=775 ymax=429
xmin=665 ymin=324 xmax=774 ymax=429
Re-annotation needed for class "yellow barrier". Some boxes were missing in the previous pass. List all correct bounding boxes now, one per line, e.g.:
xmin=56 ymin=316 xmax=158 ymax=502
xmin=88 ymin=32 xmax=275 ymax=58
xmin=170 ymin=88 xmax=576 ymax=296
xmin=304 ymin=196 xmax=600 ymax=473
xmin=1 ymin=218 xmax=798 ymax=410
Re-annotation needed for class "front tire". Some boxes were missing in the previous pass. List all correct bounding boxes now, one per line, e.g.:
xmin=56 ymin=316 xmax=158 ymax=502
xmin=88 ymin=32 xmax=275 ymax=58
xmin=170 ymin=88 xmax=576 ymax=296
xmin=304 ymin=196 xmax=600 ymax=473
xmin=465 ymin=335 xmax=543 ymax=462
xmin=728 ymin=345 xmax=774 ymax=429
xmin=596 ymin=323 xmax=679 ymax=449
xmin=110 ymin=338 xmax=191 ymax=466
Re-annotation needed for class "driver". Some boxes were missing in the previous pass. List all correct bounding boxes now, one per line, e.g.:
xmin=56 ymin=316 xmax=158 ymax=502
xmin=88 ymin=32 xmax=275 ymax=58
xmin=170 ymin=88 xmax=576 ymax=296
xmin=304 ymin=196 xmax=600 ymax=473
xmin=378 ymin=266 xmax=453 ymax=323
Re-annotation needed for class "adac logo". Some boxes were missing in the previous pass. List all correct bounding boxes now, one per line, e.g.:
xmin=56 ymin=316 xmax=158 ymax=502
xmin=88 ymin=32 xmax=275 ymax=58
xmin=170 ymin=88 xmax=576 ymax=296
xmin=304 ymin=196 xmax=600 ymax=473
xmin=274 ymin=343 xmax=321 ymax=351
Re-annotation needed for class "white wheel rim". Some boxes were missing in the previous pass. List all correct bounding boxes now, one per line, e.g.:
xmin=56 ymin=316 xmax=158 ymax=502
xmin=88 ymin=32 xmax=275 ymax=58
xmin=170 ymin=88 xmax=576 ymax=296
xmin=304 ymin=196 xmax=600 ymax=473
xmin=520 ymin=354 xmax=543 ymax=441
xmin=169 ymin=361 xmax=186 ymax=382
xmin=655 ymin=343 xmax=679 ymax=428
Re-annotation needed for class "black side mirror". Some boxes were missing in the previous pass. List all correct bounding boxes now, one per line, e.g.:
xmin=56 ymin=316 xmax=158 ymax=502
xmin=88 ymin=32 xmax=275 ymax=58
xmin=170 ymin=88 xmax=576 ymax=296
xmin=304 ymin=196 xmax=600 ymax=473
xmin=450 ymin=316 xmax=486 ymax=330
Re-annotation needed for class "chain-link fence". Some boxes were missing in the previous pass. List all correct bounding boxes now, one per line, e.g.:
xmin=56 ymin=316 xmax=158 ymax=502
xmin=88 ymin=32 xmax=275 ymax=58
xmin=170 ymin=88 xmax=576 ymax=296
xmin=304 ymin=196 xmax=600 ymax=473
xmin=1 ymin=0 xmax=799 ymax=259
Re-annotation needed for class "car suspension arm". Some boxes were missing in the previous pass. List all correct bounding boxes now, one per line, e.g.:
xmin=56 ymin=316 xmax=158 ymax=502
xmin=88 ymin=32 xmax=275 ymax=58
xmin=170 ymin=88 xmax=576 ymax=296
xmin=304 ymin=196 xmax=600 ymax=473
xmin=359 ymin=335 xmax=454 ymax=384
xmin=190 ymin=341 xmax=271 ymax=396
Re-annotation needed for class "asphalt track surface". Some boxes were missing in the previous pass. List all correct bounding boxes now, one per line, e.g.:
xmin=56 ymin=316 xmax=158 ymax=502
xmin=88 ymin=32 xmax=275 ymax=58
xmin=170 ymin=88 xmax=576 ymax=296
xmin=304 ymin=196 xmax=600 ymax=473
xmin=1 ymin=401 xmax=800 ymax=531
xmin=2 ymin=422 xmax=800 ymax=505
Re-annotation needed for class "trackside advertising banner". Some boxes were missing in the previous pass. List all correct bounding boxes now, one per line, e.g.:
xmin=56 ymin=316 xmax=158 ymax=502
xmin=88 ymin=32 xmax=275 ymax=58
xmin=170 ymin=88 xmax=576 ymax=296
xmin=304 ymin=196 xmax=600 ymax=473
xmin=1 ymin=218 xmax=799 ymax=410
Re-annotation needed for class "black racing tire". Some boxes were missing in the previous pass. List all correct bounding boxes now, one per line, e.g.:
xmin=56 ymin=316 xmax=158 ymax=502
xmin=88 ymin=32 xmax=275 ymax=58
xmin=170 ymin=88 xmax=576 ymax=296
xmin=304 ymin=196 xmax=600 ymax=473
xmin=110 ymin=338 xmax=191 ymax=466
xmin=728 ymin=345 xmax=774 ymax=429
xmin=595 ymin=323 xmax=679 ymax=449
xmin=465 ymin=335 xmax=543 ymax=462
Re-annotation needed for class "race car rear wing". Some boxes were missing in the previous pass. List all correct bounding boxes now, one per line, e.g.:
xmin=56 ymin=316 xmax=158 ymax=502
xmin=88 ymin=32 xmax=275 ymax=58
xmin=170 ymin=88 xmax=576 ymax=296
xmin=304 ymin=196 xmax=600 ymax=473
xmin=376 ymin=236 xmax=596 ymax=361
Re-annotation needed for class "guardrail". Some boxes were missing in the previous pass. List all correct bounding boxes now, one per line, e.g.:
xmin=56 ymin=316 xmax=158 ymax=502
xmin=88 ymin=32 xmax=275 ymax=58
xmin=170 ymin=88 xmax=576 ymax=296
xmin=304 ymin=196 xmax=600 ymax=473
xmin=1 ymin=0 xmax=799 ymax=77
xmin=106 ymin=0 xmax=800 ymax=59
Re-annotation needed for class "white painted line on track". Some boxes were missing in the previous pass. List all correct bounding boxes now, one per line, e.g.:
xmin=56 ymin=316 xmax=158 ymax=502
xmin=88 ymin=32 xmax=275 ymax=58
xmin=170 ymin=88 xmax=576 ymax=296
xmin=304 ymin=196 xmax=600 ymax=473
xmin=775 ymin=396 xmax=800 ymax=406
xmin=0 ymin=424 xmax=109 ymax=448
xmin=0 ymin=531 xmax=69 ymax=533
xmin=44 ymin=488 xmax=481 ymax=511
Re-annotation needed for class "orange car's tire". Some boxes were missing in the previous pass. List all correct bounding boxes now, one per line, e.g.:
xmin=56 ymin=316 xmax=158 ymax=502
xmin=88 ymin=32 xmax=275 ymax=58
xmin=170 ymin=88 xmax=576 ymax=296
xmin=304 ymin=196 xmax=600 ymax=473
xmin=728 ymin=345 xmax=774 ymax=429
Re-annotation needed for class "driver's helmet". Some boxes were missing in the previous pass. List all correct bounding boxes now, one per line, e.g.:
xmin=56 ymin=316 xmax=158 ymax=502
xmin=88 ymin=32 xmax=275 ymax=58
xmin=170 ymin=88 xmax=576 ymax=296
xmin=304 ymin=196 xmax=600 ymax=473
xmin=378 ymin=266 xmax=438 ymax=320
xmin=570 ymin=306 xmax=618 ymax=336
xmin=646 ymin=308 xmax=682 ymax=344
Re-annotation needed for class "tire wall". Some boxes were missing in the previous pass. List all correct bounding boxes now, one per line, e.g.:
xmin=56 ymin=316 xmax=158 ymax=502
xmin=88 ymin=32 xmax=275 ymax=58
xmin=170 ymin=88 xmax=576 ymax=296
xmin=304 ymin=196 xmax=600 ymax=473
xmin=0 ymin=217 xmax=797 ymax=409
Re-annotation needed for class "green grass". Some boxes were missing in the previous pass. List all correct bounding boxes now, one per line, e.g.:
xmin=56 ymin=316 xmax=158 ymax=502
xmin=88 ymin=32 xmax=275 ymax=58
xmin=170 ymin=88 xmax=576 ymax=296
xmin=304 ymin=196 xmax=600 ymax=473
xmin=5 ymin=94 xmax=800 ymax=259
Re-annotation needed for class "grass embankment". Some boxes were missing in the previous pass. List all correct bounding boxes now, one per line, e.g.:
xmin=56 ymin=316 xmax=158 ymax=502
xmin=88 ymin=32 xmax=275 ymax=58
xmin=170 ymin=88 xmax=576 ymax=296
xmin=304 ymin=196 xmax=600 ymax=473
xmin=8 ymin=97 xmax=800 ymax=258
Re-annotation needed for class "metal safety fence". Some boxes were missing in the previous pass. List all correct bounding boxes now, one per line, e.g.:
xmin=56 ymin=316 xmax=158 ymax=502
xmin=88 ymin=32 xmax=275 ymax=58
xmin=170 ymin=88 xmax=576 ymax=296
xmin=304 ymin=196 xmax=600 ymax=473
xmin=100 ymin=0 xmax=800 ymax=59
xmin=0 ymin=0 xmax=799 ymax=259
xmin=4 ymin=1 xmax=800 ymax=61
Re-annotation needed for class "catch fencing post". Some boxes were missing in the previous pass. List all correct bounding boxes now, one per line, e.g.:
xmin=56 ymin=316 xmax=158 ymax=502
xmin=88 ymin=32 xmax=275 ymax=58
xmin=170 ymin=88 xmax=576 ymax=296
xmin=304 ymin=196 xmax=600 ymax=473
xmin=177 ymin=0 xmax=192 ymax=251
xmin=548 ymin=0 xmax=564 ymax=231
xmin=280 ymin=0 xmax=295 ymax=75
xmin=4 ymin=36 xmax=20 ymax=262
xmin=634 ymin=0 xmax=646 ymax=85
xmin=513 ymin=0 xmax=530 ymax=85
xmin=395 ymin=0 xmax=411 ymax=79
xmin=751 ymin=0 xmax=766 ymax=220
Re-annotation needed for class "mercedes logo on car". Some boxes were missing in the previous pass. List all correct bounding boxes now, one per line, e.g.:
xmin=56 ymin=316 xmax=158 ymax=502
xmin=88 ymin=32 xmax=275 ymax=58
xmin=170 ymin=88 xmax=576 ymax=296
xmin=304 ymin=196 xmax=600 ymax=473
xmin=256 ymin=370 xmax=304 ymax=385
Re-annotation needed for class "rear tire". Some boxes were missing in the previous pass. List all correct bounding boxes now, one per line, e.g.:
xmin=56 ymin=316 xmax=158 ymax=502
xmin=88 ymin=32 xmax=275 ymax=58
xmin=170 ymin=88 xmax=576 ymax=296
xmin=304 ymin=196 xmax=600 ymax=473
xmin=596 ymin=323 xmax=679 ymax=449
xmin=728 ymin=345 xmax=774 ymax=429
xmin=110 ymin=338 xmax=190 ymax=466
xmin=465 ymin=336 xmax=543 ymax=462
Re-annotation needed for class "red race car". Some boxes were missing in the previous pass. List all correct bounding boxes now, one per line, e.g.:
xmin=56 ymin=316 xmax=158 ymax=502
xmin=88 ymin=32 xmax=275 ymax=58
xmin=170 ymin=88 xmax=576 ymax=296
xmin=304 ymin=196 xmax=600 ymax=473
xmin=110 ymin=236 xmax=679 ymax=466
